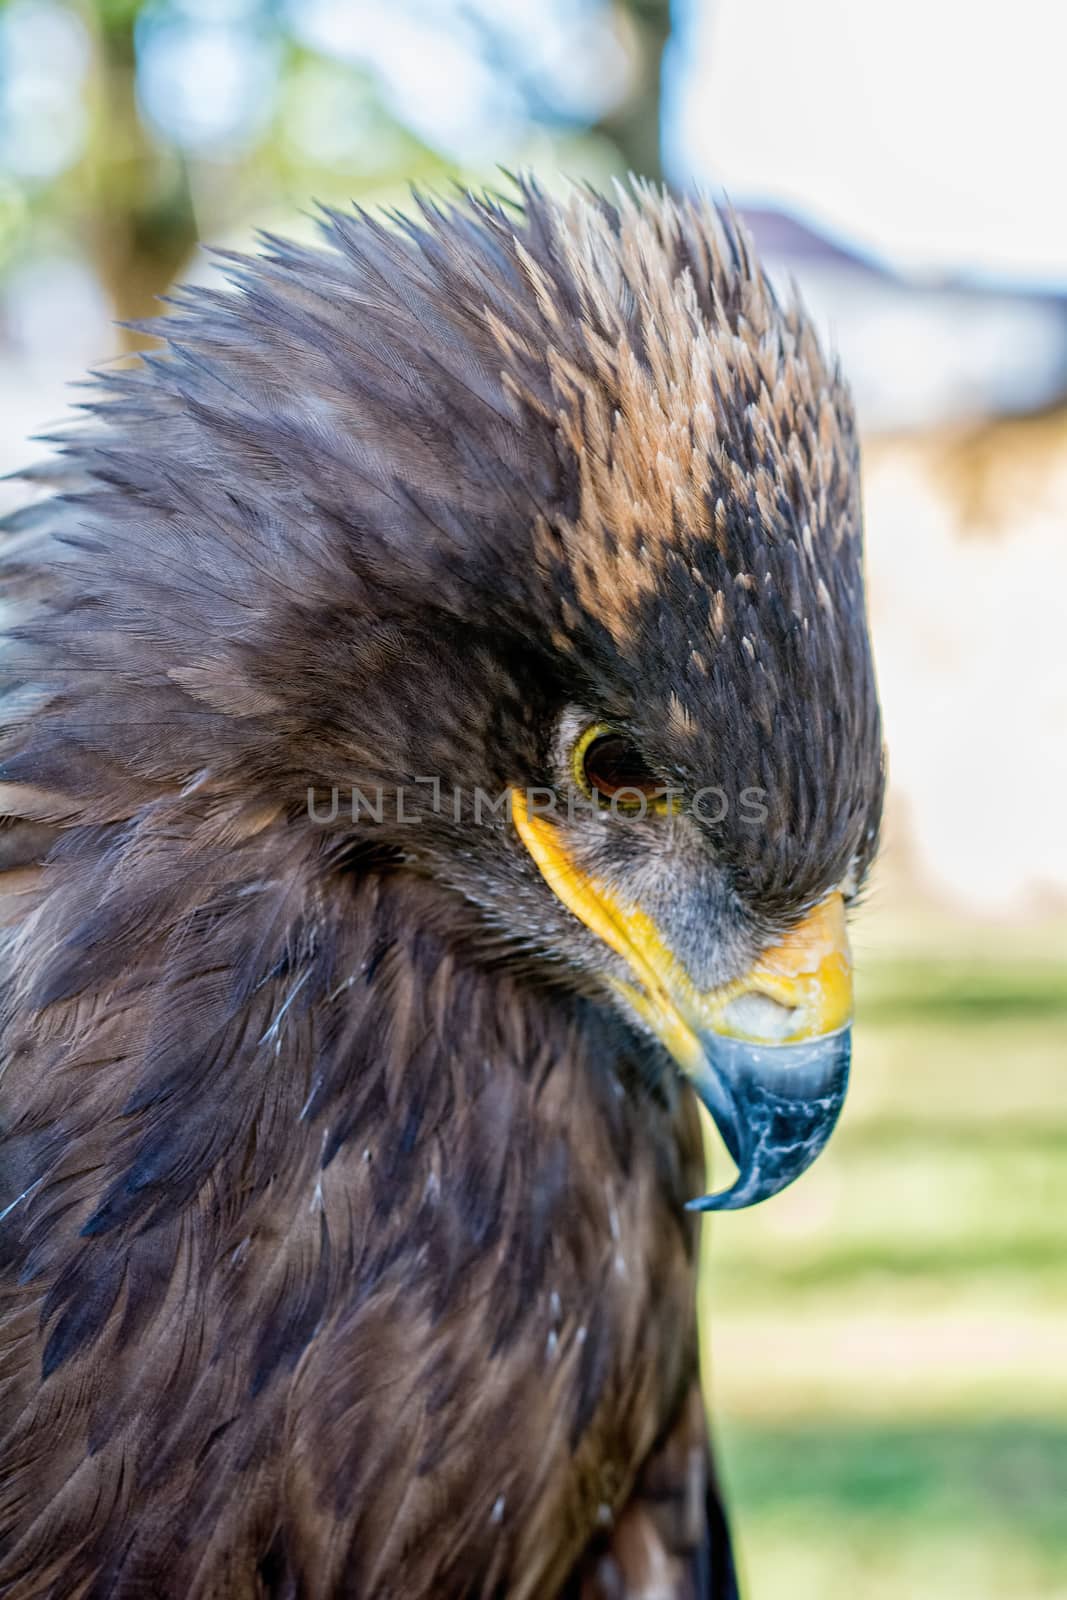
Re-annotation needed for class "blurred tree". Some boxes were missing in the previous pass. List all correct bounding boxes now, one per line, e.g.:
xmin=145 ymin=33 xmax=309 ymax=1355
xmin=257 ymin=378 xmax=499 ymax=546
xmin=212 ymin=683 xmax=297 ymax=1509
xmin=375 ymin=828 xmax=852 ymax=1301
xmin=0 ymin=0 xmax=671 ymax=347
xmin=439 ymin=0 xmax=669 ymax=180
xmin=591 ymin=0 xmax=669 ymax=179
xmin=81 ymin=0 xmax=198 ymax=329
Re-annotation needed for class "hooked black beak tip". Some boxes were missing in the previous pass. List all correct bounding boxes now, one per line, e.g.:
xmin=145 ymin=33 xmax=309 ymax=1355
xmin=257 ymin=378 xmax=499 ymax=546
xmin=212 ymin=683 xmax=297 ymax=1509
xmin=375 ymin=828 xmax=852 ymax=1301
xmin=686 ymin=1027 xmax=852 ymax=1212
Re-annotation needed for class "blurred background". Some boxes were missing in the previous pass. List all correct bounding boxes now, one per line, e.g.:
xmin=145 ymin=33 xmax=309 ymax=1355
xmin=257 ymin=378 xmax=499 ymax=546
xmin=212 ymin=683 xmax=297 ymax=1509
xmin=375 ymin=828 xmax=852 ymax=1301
xmin=0 ymin=0 xmax=1064 ymax=1594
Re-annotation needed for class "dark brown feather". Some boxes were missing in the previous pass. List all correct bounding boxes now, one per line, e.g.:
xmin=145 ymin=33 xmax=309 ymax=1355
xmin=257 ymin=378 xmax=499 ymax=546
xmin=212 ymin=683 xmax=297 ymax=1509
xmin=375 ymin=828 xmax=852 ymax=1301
xmin=0 ymin=860 xmax=709 ymax=1597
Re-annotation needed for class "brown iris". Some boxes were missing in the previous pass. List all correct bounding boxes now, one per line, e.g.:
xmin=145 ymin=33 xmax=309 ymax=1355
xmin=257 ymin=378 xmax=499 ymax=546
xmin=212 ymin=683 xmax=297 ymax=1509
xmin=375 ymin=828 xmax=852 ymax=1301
xmin=574 ymin=725 xmax=668 ymax=810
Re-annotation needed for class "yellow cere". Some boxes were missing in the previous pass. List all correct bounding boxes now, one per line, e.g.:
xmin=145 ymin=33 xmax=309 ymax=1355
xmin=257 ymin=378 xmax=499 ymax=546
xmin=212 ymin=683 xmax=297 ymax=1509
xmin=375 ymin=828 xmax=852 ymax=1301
xmin=511 ymin=787 xmax=852 ymax=1075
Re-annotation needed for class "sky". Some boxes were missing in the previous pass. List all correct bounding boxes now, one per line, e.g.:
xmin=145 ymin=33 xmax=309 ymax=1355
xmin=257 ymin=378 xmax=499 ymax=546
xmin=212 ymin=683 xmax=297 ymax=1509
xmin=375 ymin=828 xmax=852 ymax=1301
xmin=674 ymin=0 xmax=1067 ymax=287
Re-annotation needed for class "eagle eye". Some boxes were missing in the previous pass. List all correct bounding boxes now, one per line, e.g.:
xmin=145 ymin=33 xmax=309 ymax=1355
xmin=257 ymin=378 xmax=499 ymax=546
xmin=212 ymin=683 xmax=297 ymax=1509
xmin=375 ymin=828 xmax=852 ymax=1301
xmin=573 ymin=725 xmax=667 ymax=811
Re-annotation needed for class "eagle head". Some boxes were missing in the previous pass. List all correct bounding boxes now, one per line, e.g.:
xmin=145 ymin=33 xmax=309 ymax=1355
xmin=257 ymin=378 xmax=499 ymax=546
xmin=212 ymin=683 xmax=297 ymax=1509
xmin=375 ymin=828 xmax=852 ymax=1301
xmin=6 ymin=180 xmax=882 ymax=1212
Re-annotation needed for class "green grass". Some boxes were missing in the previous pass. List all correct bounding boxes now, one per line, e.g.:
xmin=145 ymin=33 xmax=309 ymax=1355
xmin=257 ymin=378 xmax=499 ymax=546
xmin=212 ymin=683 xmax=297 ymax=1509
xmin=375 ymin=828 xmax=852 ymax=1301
xmin=723 ymin=1421 xmax=1067 ymax=1600
xmin=858 ymin=956 xmax=1067 ymax=1025
xmin=702 ymin=928 xmax=1067 ymax=1598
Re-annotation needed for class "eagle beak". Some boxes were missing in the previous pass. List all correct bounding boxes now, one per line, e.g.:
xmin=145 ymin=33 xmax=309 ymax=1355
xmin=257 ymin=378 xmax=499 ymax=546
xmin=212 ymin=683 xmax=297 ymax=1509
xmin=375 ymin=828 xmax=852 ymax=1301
xmin=511 ymin=790 xmax=852 ymax=1211
xmin=679 ymin=1024 xmax=850 ymax=1211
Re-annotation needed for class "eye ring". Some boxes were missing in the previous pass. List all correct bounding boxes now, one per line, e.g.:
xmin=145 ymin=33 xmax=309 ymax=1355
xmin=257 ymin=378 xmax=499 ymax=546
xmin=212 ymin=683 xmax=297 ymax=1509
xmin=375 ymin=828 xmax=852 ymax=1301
xmin=572 ymin=724 xmax=670 ymax=812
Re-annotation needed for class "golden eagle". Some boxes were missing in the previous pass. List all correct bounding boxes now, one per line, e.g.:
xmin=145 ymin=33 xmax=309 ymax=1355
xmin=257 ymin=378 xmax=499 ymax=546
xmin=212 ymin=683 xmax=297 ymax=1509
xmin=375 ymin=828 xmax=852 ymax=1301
xmin=0 ymin=181 xmax=882 ymax=1597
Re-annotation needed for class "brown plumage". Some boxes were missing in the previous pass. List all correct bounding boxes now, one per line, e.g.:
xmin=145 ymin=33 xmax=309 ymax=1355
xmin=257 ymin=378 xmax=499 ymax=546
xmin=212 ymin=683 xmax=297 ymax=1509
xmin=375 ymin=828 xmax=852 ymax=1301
xmin=0 ymin=180 xmax=882 ymax=1597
